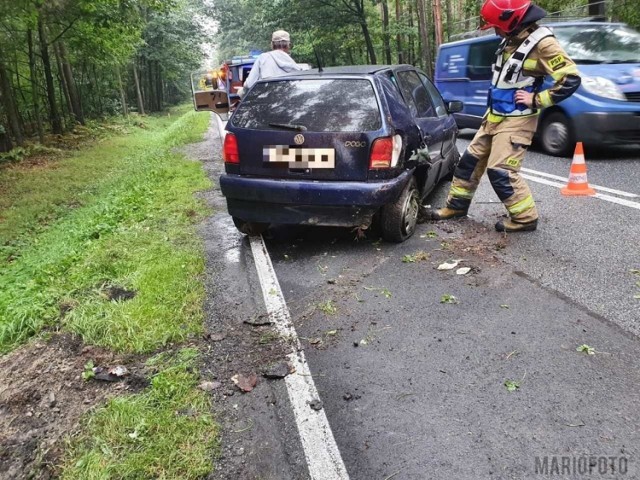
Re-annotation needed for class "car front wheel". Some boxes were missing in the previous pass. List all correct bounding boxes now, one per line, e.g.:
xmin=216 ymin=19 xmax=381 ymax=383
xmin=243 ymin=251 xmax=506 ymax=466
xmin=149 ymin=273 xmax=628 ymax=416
xmin=380 ymin=177 xmax=419 ymax=243
xmin=540 ymin=111 xmax=574 ymax=157
xmin=232 ymin=217 xmax=269 ymax=236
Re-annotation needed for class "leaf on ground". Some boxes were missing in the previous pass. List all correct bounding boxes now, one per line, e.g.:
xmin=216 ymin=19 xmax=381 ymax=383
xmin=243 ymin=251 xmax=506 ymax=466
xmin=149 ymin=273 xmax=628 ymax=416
xmin=231 ymin=373 xmax=258 ymax=393
xmin=402 ymin=255 xmax=416 ymax=263
xmin=576 ymin=344 xmax=596 ymax=355
xmin=500 ymin=304 xmax=510 ymax=309
xmin=440 ymin=294 xmax=458 ymax=304
xmin=381 ymin=288 xmax=392 ymax=298
xmin=504 ymin=379 xmax=520 ymax=392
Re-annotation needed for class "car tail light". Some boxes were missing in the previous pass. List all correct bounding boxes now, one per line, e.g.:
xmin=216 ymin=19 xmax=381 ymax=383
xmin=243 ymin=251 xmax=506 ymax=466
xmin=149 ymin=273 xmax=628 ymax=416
xmin=223 ymin=133 xmax=239 ymax=164
xmin=369 ymin=137 xmax=394 ymax=169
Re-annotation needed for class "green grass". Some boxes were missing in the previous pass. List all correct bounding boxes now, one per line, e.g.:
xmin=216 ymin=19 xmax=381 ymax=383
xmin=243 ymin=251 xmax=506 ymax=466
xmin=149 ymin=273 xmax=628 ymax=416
xmin=61 ymin=348 xmax=218 ymax=480
xmin=0 ymin=106 xmax=212 ymax=353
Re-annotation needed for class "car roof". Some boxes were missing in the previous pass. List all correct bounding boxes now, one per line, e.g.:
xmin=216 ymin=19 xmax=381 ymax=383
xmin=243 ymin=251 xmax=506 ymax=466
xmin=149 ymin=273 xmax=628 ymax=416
xmin=442 ymin=20 xmax=626 ymax=47
xmin=277 ymin=65 xmax=413 ymax=78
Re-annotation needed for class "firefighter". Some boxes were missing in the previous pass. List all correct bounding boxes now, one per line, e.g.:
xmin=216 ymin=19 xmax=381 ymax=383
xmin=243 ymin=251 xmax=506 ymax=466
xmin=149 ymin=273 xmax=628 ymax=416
xmin=426 ymin=0 xmax=581 ymax=232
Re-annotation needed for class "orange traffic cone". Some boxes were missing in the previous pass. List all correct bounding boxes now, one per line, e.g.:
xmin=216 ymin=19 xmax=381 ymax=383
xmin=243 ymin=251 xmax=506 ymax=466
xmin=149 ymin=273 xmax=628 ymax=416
xmin=561 ymin=142 xmax=596 ymax=196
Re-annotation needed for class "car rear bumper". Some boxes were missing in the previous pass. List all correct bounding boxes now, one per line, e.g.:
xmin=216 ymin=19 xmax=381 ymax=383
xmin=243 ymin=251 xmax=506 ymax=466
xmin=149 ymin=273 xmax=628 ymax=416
xmin=574 ymin=112 xmax=640 ymax=145
xmin=220 ymin=171 xmax=412 ymax=226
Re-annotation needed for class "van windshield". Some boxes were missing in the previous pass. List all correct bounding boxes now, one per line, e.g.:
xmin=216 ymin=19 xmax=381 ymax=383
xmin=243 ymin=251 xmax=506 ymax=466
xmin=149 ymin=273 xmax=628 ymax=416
xmin=553 ymin=24 xmax=640 ymax=63
xmin=232 ymin=79 xmax=381 ymax=132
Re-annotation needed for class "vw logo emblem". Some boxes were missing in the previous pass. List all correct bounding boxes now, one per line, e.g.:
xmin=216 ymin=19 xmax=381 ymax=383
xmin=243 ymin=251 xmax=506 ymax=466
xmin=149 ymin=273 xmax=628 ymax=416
xmin=294 ymin=134 xmax=305 ymax=145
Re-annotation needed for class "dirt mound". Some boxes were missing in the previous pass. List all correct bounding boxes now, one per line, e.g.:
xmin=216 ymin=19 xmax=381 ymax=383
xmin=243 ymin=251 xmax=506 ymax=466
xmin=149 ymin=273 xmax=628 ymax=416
xmin=0 ymin=334 xmax=145 ymax=479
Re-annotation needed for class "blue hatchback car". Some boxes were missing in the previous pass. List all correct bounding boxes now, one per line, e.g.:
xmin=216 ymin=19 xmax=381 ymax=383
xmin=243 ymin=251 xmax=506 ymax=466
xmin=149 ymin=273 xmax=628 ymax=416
xmin=216 ymin=65 xmax=462 ymax=242
xmin=435 ymin=21 xmax=640 ymax=156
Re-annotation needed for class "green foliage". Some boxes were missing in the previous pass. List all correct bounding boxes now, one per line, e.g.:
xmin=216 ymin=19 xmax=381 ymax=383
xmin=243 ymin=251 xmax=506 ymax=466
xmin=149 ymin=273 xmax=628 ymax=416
xmin=504 ymin=379 xmax=520 ymax=392
xmin=0 ymin=0 xmax=211 ymax=152
xmin=61 ymin=348 xmax=218 ymax=479
xmin=0 ymin=108 xmax=211 ymax=353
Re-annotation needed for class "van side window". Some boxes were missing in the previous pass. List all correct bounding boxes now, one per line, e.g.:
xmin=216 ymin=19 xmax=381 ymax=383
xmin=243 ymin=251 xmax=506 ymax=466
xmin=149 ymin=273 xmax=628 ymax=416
xmin=468 ymin=39 xmax=501 ymax=81
xmin=396 ymin=70 xmax=435 ymax=118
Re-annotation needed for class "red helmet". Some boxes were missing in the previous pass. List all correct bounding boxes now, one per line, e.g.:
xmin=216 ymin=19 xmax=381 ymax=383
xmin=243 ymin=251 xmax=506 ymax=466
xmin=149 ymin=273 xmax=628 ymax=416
xmin=480 ymin=0 xmax=531 ymax=33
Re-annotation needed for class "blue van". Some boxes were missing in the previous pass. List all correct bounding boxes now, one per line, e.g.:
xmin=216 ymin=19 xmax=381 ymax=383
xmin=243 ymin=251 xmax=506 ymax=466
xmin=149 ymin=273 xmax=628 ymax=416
xmin=435 ymin=21 xmax=640 ymax=156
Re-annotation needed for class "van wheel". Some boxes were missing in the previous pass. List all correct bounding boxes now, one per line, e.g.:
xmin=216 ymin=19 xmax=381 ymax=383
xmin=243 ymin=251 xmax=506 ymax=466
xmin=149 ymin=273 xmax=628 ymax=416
xmin=540 ymin=112 xmax=574 ymax=157
xmin=232 ymin=217 xmax=269 ymax=236
xmin=380 ymin=177 xmax=419 ymax=243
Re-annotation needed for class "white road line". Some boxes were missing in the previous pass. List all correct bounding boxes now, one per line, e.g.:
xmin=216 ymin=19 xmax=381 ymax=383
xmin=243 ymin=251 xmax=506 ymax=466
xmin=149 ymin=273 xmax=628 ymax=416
xmin=522 ymin=167 xmax=639 ymax=198
xmin=521 ymin=173 xmax=640 ymax=210
xmin=249 ymin=236 xmax=350 ymax=480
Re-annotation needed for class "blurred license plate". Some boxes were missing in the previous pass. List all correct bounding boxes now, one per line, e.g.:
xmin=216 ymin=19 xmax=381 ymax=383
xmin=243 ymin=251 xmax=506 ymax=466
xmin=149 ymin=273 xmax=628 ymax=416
xmin=263 ymin=146 xmax=335 ymax=169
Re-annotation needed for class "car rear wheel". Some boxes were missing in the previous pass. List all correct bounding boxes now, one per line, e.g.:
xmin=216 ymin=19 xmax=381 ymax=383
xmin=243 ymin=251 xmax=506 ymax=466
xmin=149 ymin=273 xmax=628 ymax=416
xmin=540 ymin=111 xmax=574 ymax=157
xmin=380 ymin=177 xmax=419 ymax=243
xmin=232 ymin=217 xmax=269 ymax=236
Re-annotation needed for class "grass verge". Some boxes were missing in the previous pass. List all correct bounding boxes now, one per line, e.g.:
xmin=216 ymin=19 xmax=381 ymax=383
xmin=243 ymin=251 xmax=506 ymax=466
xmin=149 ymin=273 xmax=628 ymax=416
xmin=2 ymin=107 xmax=219 ymax=478
xmin=0 ymin=107 xmax=211 ymax=353
xmin=61 ymin=348 xmax=217 ymax=479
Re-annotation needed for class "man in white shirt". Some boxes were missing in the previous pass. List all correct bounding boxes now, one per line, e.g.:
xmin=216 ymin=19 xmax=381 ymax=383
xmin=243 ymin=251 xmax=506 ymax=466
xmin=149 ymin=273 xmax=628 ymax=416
xmin=242 ymin=30 xmax=307 ymax=92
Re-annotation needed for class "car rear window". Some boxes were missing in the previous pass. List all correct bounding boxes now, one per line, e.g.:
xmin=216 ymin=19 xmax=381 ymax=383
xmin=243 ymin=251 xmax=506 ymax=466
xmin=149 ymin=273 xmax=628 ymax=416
xmin=231 ymin=79 xmax=382 ymax=132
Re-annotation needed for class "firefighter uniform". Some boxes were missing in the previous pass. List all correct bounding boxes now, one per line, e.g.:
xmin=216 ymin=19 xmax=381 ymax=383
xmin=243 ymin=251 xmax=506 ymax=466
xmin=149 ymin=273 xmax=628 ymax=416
xmin=442 ymin=24 xmax=581 ymax=229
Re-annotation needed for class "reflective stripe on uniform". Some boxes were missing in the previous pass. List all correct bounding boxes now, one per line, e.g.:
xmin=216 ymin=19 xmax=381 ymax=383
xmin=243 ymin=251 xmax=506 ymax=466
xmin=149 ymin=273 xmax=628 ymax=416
xmin=523 ymin=59 xmax=538 ymax=70
xmin=538 ymin=90 xmax=553 ymax=107
xmin=551 ymin=64 xmax=580 ymax=80
xmin=507 ymin=195 xmax=536 ymax=215
xmin=450 ymin=185 xmax=475 ymax=199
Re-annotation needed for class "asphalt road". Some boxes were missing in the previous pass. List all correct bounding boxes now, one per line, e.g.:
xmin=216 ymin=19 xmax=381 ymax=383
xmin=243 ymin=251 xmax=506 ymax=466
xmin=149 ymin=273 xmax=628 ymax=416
xmin=262 ymin=134 xmax=640 ymax=479
xmin=202 ymin=118 xmax=640 ymax=479
xmin=453 ymin=130 xmax=640 ymax=337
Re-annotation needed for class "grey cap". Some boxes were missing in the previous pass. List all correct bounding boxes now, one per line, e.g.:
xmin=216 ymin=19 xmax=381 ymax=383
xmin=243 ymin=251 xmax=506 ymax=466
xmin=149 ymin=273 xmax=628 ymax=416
xmin=271 ymin=30 xmax=291 ymax=43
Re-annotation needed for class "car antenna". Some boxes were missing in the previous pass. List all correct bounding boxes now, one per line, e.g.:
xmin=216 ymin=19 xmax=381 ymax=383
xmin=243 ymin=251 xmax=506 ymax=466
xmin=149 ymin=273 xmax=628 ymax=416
xmin=314 ymin=47 xmax=323 ymax=73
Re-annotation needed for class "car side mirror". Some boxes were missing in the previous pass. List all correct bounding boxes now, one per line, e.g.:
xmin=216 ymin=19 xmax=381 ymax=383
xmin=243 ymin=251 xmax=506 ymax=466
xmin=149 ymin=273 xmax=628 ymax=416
xmin=192 ymin=89 xmax=230 ymax=115
xmin=447 ymin=100 xmax=464 ymax=114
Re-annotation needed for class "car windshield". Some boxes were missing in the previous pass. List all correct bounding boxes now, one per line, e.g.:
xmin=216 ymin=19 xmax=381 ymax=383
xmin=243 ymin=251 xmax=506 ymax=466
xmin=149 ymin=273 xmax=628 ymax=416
xmin=553 ymin=24 xmax=640 ymax=63
xmin=232 ymin=78 xmax=382 ymax=132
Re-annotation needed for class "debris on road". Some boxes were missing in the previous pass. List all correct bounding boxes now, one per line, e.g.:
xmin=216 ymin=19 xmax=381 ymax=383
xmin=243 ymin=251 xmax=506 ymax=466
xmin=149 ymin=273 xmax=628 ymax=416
xmin=440 ymin=294 xmax=458 ymax=304
xmin=86 ymin=364 xmax=129 ymax=382
xmin=504 ymin=379 xmax=520 ymax=392
xmin=456 ymin=267 xmax=471 ymax=275
xmin=576 ymin=344 xmax=596 ymax=355
xmin=244 ymin=314 xmax=272 ymax=326
xmin=438 ymin=259 xmax=463 ymax=270
xmin=204 ymin=332 xmax=226 ymax=341
xmin=308 ymin=399 xmax=324 ymax=411
xmin=231 ymin=373 xmax=258 ymax=393
xmin=198 ymin=381 xmax=222 ymax=392
xmin=263 ymin=361 xmax=292 ymax=379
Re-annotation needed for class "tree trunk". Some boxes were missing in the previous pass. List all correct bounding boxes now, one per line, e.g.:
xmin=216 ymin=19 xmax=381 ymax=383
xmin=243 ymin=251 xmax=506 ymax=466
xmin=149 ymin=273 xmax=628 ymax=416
xmin=445 ymin=0 xmax=452 ymax=41
xmin=27 ymin=29 xmax=44 ymax=143
xmin=381 ymin=0 xmax=392 ymax=64
xmin=433 ymin=0 xmax=444 ymax=48
xmin=156 ymin=62 xmax=163 ymax=110
xmin=132 ymin=62 xmax=145 ymax=115
xmin=408 ymin=2 xmax=415 ymax=65
xmin=360 ymin=20 xmax=377 ymax=65
xmin=395 ymin=0 xmax=404 ymax=64
xmin=0 ymin=55 xmax=24 ymax=146
xmin=588 ymin=0 xmax=605 ymax=16
xmin=53 ymin=42 xmax=72 ymax=131
xmin=116 ymin=66 xmax=128 ymax=117
xmin=416 ymin=0 xmax=433 ymax=76
xmin=38 ymin=16 xmax=62 ymax=135
xmin=58 ymin=41 xmax=84 ymax=125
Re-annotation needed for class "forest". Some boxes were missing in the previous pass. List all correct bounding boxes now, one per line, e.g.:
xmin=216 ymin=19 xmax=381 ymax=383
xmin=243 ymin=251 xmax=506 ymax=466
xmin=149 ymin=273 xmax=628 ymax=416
xmin=1 ymin=0 xmax=639 ymax=153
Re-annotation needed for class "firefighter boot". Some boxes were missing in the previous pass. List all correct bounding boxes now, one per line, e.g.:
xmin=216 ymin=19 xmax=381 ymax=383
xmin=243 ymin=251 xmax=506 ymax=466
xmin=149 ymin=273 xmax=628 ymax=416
xmin=495 ymin=218 xmax=538 ymax=232
xmin=420 ymin=207 xmax=468 ymax=221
